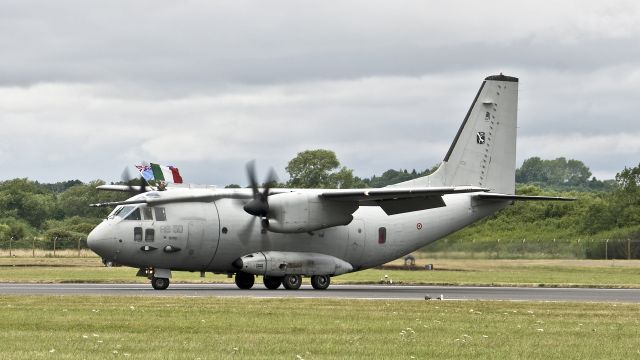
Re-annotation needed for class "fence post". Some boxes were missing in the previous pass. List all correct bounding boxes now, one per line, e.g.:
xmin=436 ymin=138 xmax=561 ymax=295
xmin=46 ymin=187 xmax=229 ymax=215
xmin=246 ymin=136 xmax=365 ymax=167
xmin=605 ymin=239 xmax=608 ymax=260
xmin=53 ymin=236 xmax=57 ymax=257
xmin=628 ymin=239 xmax=631 ymax=260
xmin=77 ymin=237 xmax=81 ymax=257
xmin=32 ymin=237 xmax=35 ymax=257
xmin=496 ymin=239 xmax=500 ymax=259
xmin=9 ymin=236 xmax=13 ymax=257
xmin=522 ymin=238 xmax=526 ymax=257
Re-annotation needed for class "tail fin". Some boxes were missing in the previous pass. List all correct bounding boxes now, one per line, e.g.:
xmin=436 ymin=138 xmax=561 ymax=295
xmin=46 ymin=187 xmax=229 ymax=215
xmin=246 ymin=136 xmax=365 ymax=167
xmin=392 ymin=74 xmax=519 ymax=194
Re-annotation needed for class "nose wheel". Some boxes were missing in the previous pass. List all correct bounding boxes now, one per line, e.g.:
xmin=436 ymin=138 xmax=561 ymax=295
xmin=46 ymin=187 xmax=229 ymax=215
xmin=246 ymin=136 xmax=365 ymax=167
xmin=151 ymin=277 xmax=170 ymax=290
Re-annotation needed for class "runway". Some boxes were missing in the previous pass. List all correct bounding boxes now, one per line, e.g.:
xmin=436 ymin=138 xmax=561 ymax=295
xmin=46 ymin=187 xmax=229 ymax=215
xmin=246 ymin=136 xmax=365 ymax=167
xmin=1 ymin=283 xmax=639 ymax=302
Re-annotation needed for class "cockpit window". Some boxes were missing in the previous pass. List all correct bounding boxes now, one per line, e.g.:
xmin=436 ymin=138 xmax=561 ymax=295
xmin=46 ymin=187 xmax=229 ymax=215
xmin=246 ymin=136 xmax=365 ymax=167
xmin=124 ymin=208 xmax=141 ymax=221
xmin=154 ymin=207 xmax=167 ymax=221
xmin=142 ymin=207 xmax=153 ymax=221
xmin=109 ymin=205 xmax=134 ymax=220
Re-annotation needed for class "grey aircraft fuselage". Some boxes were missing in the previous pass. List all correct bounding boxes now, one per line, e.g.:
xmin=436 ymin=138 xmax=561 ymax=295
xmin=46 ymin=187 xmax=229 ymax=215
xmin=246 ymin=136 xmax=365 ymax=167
xmin=88 ymin=189 xmax=506 ymax=273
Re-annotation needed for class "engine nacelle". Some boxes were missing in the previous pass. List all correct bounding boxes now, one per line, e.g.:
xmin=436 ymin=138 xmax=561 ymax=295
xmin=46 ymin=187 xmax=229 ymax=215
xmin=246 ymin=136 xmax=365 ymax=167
xmin=266 ymin=192 xmax=357 ymax=233
xmin=234 ymin=251 xmax=353 ymax=276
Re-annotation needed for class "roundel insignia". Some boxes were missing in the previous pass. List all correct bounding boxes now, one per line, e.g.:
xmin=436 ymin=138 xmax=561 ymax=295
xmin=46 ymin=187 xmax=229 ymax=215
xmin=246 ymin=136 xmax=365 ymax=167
xmin=416 ymin=223 xmax=423 ymax=230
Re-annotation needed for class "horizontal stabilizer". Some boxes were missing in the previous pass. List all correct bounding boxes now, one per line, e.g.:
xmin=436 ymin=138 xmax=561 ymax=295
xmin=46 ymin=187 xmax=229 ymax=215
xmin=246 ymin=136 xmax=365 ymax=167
xmin=476 ymin=193 xmax=576 ymax=201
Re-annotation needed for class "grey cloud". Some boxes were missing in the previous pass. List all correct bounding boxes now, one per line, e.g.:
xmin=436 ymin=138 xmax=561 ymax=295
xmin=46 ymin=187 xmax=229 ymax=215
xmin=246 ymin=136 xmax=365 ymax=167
xmin=0 ymin=1 xmax=639 ymax=185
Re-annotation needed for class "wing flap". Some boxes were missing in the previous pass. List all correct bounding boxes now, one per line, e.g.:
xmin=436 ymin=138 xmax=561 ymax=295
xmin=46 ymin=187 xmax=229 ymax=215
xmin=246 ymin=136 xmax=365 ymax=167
xmin=320 ymin=186 xmax=487 ymax=215
xmin=319 ymin=186 xmax=487 ymax=201
xmin=476 ymin=193 xmax=576 ymax=201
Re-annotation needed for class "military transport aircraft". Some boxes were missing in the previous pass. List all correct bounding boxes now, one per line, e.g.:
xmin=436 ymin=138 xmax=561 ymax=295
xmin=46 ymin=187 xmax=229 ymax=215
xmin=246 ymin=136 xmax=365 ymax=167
xmin=87 ymin=74 xmax=571 ymax=291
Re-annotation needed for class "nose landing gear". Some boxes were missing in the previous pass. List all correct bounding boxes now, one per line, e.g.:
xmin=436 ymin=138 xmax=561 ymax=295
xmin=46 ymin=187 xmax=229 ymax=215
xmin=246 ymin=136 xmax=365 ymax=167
xmin=151 ymin=277 xmax=170 ymax=290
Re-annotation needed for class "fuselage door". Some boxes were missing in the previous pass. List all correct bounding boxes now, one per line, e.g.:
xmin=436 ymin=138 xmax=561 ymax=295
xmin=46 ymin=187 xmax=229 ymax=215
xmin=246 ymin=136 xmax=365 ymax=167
xmin=187 ymin=221 xmax=205 ymax=255
xmin=178 ymin=203 xmax=220 ymax=270
xmin=346 ymin=219 xmax=366 ymax=266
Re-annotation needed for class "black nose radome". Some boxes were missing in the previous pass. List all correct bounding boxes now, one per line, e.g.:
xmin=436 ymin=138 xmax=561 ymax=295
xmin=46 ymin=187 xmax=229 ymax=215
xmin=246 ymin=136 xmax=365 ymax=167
xmin=232 ymin=258 xmax=243 ymax=269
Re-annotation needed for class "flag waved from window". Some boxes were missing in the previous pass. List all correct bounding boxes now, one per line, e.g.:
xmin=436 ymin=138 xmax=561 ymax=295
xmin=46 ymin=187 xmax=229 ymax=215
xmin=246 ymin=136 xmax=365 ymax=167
xmin=135 ymin=163 xmax=183 ymax=184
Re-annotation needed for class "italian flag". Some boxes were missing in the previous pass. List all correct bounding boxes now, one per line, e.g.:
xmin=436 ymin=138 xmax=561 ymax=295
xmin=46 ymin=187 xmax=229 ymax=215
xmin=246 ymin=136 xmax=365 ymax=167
xmin=150 ymin=163 xmax=183 ymax=183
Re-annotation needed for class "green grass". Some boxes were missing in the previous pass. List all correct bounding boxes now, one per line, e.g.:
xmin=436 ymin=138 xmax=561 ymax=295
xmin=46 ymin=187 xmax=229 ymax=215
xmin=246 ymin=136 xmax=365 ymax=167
xmin=3 ymin=257 xmax=640 ymax=288
xmin=1 ymin=296 xmax=639 ymax=359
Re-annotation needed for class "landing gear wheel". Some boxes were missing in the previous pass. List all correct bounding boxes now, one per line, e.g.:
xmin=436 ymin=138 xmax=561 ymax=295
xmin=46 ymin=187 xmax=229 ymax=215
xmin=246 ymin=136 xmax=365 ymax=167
xmin=235 ymin=271 xmax=255 ymax=289
xmin=310 ymin=275 xmax=331 ymax=290
xmin=282 ymin=274 xmax=302 ymax=290
xmin=151 ymin=277 xmax=170 ymax=290
xmin=263 ymin=276 xmax=282 ymax=290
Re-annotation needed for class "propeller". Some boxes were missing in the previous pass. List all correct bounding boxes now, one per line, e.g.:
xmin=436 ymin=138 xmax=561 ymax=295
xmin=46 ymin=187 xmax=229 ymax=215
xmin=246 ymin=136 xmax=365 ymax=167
xmin=243 ymin=161 xmax=278 ymax=229
xmin=121 ymin=166 xmax=147 ymax=196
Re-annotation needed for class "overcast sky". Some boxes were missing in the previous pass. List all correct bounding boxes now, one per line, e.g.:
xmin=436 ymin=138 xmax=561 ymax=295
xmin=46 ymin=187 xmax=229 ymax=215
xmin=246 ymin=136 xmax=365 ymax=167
xmin=1 ymin=0 xmax=638 ymax=186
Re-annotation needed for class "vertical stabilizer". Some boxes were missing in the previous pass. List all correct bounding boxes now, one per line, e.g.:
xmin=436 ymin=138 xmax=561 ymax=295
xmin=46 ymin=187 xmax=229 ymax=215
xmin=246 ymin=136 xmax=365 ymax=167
xmin=391 ymin=74 xmax=519 ymax=194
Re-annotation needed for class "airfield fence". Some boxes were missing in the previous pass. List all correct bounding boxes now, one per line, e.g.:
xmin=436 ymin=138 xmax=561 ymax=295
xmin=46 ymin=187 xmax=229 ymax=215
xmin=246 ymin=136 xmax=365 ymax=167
xmin=422 ymin=238 xmax=640 ymax=260
xmin=0 ymin=236 xmax=89 ymax=257
xmin=1 ymin=236 xmax=640 ymax=260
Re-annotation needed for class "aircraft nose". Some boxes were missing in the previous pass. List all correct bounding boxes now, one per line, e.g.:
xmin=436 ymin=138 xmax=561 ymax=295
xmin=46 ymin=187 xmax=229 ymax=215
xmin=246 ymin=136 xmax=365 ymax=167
xmin=87 ymin=222 xmax=115 ymax=258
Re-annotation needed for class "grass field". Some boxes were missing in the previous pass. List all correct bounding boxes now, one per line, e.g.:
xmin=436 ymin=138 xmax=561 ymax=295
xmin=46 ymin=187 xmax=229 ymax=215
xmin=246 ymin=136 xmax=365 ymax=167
xmin=2 ymin=257 xmax=640 ymax=288
xmin=1 ymin=295 xmax=639 ymax=360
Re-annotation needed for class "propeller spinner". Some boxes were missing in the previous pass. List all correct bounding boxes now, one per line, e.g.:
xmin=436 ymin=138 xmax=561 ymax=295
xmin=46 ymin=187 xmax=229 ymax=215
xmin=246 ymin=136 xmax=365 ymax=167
xmin=243 ymin=161 xmax=278 ymax=228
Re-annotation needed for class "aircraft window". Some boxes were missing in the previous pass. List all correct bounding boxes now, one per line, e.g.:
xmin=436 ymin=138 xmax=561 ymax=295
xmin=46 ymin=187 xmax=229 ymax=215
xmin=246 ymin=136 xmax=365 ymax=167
xmin=145 ymin=228 xmax=155 ymax=242
xmin=154 ymin=207 xmax=167 ymax=221
xmin=134 ymin=227 xmax=142 ymax=242
xmin=110 ymin=205 xmax=134 ymax=219
xmin=142 ymin=207 xmax=154 ymax=221
xmin=125 ymin=208 xmax=141 ymax=221
xmin=378 ymin=227 xmax=386 ymax=244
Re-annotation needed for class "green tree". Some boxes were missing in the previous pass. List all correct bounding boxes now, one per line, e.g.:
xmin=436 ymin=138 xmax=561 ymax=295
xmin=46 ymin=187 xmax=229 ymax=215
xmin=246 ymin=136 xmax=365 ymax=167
xmin=286 ymin=149 xmax=350 ymax=188
xmin=0 ymin=178 xmax=56 ymax=228
xmin=58 ymin=180 xmax=127 ymax=218
xmin=516 ymin=157 xmax=594 ymax=188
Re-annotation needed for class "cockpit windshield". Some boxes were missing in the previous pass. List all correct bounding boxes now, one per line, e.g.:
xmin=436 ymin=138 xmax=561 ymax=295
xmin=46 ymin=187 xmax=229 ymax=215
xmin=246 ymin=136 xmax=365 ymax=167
xmin=108 ymin=205 xmax=135 ymax=220
xmin=108 ymin=205 xmax=166 ymax=221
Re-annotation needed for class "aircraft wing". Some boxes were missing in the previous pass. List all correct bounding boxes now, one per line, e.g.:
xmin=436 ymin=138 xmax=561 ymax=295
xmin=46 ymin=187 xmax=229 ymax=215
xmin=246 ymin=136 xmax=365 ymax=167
xmin=319 ymin=186 xmax=488 ymax=215
xmin=96 ymin=185 xmax=148 ymax=192
xmin=89 ymin=189 xmax=254 ymax=207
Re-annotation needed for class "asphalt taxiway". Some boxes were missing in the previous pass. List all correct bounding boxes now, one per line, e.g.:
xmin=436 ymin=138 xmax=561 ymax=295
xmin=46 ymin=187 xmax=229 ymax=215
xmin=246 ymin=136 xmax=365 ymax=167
xmin=1 ymin=283 xmax=639 ymax=302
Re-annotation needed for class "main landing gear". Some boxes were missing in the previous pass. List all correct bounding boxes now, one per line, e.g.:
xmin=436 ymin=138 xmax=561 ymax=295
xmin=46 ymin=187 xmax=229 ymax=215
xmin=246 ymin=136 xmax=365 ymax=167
xmin=235 ymin=271 xmax=255 ymax=289
xmin=234 ymin=272 xmax=332 ymax=290
xmin=310 ymin=275 xmax=330 ymax=290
